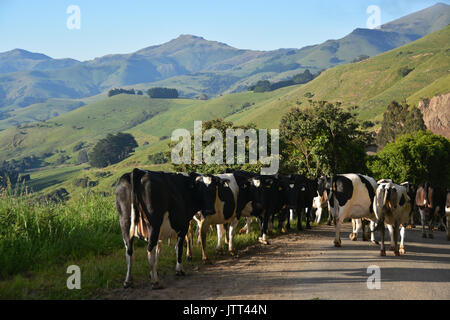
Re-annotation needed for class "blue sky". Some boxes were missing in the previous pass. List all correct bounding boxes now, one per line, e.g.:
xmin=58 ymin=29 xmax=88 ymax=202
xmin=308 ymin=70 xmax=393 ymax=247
xmin=0 ymin=0 xmax=448 ymax=61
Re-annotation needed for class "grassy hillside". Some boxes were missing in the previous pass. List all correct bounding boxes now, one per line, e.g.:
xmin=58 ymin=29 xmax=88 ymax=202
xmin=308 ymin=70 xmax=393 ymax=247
xmin=1 ymin=27 xmax=449 ymax=196
xmin=233 ymin=25 xmax=450 ymax=128
xmin=1 ymin=3 xmax=449 ymax=122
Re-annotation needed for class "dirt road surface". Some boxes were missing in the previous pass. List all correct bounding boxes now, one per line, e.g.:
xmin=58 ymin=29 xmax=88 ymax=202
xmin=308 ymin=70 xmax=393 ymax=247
xmin=105 ymin=223 xmax=450 ymax=300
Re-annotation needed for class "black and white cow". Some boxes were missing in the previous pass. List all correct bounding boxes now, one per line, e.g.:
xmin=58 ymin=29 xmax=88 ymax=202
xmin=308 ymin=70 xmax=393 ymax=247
xmin=224 ymin=170 xmax=284 ymax=245
xmin=374 ymin=181 xmax=411 ymax=256
xmin=319 ymin=174 xmax=378 ymax=247
xmin=276 ymin=174 xmax=299 ymax=232
xmin=115 ymin=169 xmax=219 ymax=289
xmin=190 ymin=173 xmax=238 ymax=262
xmin=278 ymin=174 xmax=318 ymax=231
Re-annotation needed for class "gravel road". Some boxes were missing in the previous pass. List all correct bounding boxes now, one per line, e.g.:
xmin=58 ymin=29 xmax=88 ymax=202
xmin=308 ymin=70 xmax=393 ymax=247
xmin=105 ymin=223 xmax=450 ymax=300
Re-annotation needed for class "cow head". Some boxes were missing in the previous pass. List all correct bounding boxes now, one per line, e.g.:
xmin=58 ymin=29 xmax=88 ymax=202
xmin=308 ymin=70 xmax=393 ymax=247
xmin=317 ymin=176 xmax=331 ymax=198
xmin=191 ymin=174 xmax=224 ymax=217
xmin=246 ymin=176 xmax=264 ymax=215
xmin=374 ymin=182 xmax=398 ymax=222
xmin=278 ymin=175 xmax=298 ymax=210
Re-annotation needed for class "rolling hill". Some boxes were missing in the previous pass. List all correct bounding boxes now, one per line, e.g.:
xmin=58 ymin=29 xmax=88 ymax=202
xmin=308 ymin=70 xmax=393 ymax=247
xmin=1 ymin=24 xmax=449 ymax=173
xmin=0 ymin=2 xmax=449 ymax=127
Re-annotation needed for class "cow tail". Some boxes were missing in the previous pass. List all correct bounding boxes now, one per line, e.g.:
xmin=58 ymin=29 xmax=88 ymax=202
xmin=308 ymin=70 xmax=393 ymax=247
xmin=129 ymin=169 xmax=142 ymax=240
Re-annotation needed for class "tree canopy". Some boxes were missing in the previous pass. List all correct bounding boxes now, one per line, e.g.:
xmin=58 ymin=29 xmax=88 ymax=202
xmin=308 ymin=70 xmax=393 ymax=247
xmin=280 ymin=101 xmax=371 ymax=177
xmin=147 ymin=87 xmax=179 ymax=99
xmin=89 ymin=133 xmax=138 ymax=168
xmin=367 ymin=131 xmax=450 ymax=186
xmin=377 ymin=100 xmax=426 ymax=147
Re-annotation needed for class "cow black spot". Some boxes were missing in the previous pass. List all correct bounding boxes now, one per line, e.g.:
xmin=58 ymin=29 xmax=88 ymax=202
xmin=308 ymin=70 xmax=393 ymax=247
xmin=331 ymin=175 xmax=353 ymax=207
xmin=218 ymin=183 xmax=235 ymax=220
xmin=358 ymin=175 xmax=375 ymax=213
xmin=399 ymin=194 xmax=406 ymax=206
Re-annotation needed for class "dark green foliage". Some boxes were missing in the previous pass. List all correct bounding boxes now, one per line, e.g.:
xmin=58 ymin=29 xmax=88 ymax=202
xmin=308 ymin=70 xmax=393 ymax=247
xmin=249 ymin=70 xmax=316 ymax=93
xmin=361 ymin=121 xmax=375 ymax=129
xmin=292 ymin=69 xmax=315 ymax=84
xmin=304 ymin=92 xmax=315 ymax=98
xmin=108 ymin=88 xmax=136 ymax=97
xmin=148 ymin=152 xmax=168 ymax=164
xmin=93 ymin=171 xmax=112 ymax=178
xmin=38 ymin=188 xmax=70 ymax=203
xmin=55 ymin=155 xmax=70 ymax=165
xmin=170 ymin=118 xmax=262 ymax=174
xmin=0 ymin=168 xmax=19 ymax=188
xmin=368 ymin=131 xmax=450 ymax=185
xmin=72 ymin=142 xmax=85 ymax=152
xmin=352 ymin=55 xmax=370 ymax=63
xmin=377 ymin=101 xmax=426 ymax=147
xmin=249 ymin=80 xmax=272 ymax=93
xmin=147 ymin=87 xmax=179 ymax=99
xmin=73 ymin=177 xmax=98 ymax=188
xmin=280 ymin=101 xmax=372 ymax=176
xmin=398 ymin=66 xmax=414 ymax=77
xmin=1 ymin=156 xmax=43 ymax=173
xmin=88 ymin=133 xmax=138 ymax=168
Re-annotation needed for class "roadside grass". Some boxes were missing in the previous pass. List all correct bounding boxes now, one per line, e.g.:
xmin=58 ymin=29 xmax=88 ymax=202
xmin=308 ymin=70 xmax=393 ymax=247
xmin=0 ymin=188 xmax=305 ymax=299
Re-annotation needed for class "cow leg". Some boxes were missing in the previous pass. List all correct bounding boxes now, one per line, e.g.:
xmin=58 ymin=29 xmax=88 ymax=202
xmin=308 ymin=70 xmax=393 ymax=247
xmin=123 ymin=237 xmax=134 ymax=288
xmin=387 ymin=224 xmax=395 ymax=251
xmin=315 ymin=207 xmax=322 ymax=224
xmin=228 ymin=218 xmax=239 ymax=255
xmin=175 ymin=235 xmax=186 ymax=276
xmin=362 ymin=220 xmax=370 ymax=241
xmin=216 ymin=224 xmax=224 ymax=254
xmin=393 ymin=222 xmax=400 ymax=256
xmin=259 ymin=211 xmax=270 ymax=245
xmin=419 ymin=208 xmax=427 ymax=238
xmin=118 ymin=202 xmax=134 ymax=288
xmin=428 ymin=209 xmax=435 ymax=239
xmin=350 ymin=219 xmax=361 ymax=241
xmin=379 ymin=220 xmax=386 ymax=256
xmin=327 ymin=207 xmax=333 ymax=226
xmin=297 ymin=208 xmax=303 ymax=231
xmin=186 ymin=220 xmax=194 ymax=262
xmin=305 ymin=207 xmax=311 ymax=229
xmin=147 ymin=226 xmax=162 ymax=289
xmin=399 ymin=225 xmax=406 ymax=254
xmin=199 ymin=218 xmax=210 ymax=262
xmin=334 ymin=218 xmax=342 ymax=247
xmin=370 ymin=220 xmax=378 ymax=244
xmin=240 ymin=217 xmax=252 ymax=234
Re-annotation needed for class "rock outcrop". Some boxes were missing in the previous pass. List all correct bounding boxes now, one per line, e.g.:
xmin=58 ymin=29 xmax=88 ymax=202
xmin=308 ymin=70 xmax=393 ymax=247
xmin=418 ymin=93 xmax=450 ymax=138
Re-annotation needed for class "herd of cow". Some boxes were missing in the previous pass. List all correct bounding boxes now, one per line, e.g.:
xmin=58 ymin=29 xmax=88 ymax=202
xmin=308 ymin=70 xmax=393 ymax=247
xmin=115 ymin=168 xmax=450 ymax=289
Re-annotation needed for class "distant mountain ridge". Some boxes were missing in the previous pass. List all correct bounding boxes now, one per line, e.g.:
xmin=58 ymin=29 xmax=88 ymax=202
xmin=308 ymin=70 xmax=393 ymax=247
xmin=0 ymin=2 xmax=449 ymax=125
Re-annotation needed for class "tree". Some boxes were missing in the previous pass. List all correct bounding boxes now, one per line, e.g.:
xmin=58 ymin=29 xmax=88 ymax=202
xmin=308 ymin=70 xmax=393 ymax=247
xmin=292 ymin=69 xmax=314 ymax=84
xmin=170 ymin=118 xmax=262 ymax=175
xmin=251 ymin=80 xmax=272 ymax=93
xmin=280 ymin=101 xmax=371 ymax=177
xmin=147 ymin=87 xmax=179 ymax=99
xmin=377 ymin=101 xmax=426 ymax=147
xmin=367 ymin=131 xmax=450 ymax=186
xmin=89 ymin=133 xmax=138 ymax=168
